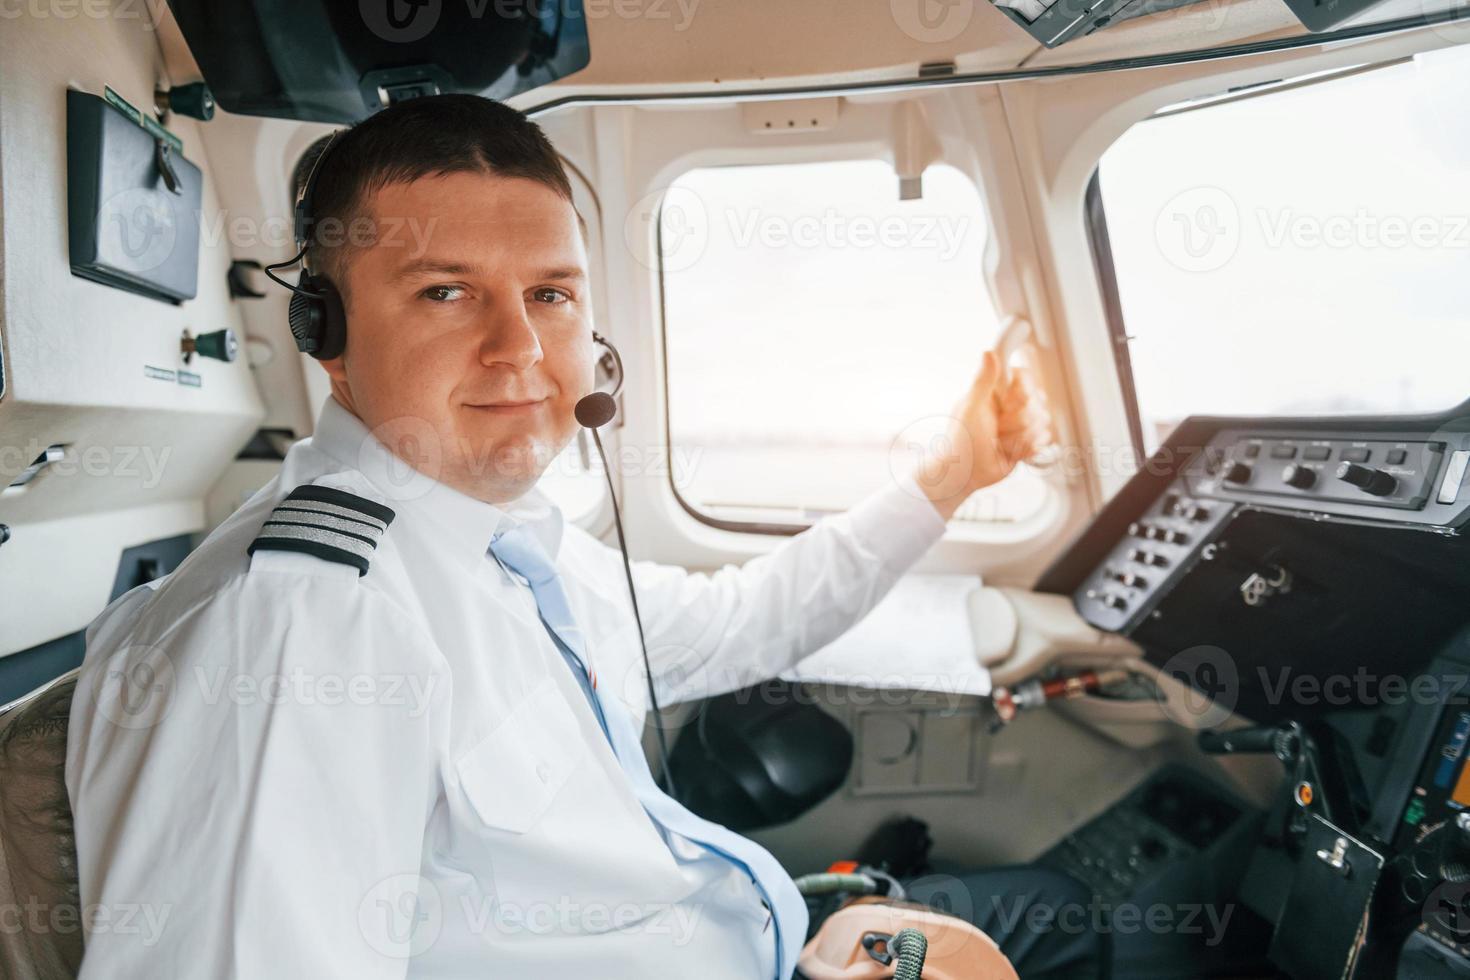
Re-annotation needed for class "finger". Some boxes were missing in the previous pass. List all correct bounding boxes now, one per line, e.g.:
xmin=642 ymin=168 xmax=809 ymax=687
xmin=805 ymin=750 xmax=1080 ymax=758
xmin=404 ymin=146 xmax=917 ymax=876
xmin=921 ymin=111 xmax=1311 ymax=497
xmin=999 ymin=369 xmax=1042 ymax=412
xmin=970 ymin=351 xmax=1001 ymax=400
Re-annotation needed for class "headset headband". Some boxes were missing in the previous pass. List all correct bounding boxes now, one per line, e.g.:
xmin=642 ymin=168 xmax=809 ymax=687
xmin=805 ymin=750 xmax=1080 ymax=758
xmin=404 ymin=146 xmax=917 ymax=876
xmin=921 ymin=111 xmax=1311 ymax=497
xmin=293 ymin=130 xmax=347 ymax=255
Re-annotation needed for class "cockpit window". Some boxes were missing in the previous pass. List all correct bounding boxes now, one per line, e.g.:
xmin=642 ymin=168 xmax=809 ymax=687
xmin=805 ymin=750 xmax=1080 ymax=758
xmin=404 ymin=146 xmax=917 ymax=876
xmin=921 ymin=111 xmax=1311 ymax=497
xmin=659 ymin=159 xmax=1047 ymax=530
xmin=1097 ymin=45 xmax=1470 ymax=455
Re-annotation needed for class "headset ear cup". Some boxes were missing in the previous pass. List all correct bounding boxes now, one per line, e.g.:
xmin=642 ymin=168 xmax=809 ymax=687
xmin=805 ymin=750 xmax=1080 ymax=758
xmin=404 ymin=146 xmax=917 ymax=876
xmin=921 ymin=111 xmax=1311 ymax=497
xmin=313 ymin=279 xmax=348 ymax=361
xmin=286 ymin=273 xmax=348 ymax=360
xmin=287 ymin=287 xmax=324 ymax=355
xmin=287 ymin=271 xmax=327 ymax=356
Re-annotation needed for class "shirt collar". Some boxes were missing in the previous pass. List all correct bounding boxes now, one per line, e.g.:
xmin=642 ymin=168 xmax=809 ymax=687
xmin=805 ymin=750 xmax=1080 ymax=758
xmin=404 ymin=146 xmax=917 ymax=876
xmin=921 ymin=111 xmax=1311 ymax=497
xmin=308 ymin=395 xmax=565 ymax=573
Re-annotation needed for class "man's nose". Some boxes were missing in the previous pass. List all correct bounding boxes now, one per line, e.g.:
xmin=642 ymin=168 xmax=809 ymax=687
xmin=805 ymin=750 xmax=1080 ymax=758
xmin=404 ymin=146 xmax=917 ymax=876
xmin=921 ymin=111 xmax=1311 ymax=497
xmin=477 ymin=301 xmax=544 ymax=371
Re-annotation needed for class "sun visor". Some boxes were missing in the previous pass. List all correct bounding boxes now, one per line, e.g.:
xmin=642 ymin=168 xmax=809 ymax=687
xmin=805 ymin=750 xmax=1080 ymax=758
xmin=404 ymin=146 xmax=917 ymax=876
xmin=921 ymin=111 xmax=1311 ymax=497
xmin=164 ymin=0 xmax=591 ymax=123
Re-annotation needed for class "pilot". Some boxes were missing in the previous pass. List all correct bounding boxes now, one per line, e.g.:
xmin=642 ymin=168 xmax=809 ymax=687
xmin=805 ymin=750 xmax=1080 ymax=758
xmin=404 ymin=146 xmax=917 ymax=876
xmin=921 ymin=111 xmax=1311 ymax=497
xmin=65 ymin=95 xmax=1094 ymax=979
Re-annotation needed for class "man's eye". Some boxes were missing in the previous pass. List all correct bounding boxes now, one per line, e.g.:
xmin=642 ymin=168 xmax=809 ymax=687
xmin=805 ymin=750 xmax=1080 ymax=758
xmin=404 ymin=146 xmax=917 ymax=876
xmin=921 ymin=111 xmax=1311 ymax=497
xmin=421 ymin=285 xmax=465 ymax=303
xmin=534 ymin=287 xmax=570 ymax=304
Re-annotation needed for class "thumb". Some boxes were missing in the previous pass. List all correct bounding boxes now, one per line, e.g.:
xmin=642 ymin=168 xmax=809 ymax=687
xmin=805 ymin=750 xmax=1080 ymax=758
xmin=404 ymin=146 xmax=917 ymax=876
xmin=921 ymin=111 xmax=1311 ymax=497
xmin=970 ymin=350 xmax=1002 ymax=400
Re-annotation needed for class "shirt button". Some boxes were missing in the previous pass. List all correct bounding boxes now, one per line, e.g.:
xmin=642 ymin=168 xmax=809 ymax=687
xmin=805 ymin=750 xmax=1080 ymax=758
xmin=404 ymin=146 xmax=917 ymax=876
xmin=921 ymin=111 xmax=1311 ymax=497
xmin=535 ymin=762 xmax=552 ymax=784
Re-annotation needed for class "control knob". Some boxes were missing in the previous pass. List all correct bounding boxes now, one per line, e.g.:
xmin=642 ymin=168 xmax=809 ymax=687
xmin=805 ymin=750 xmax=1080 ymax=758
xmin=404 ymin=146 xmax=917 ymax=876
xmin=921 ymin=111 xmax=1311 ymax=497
xmin=1336 ymin=462 xmax=1397 ymax=497
xmin=1282 ymin=464 xmax=1317 ymax=490
xmin=1223 ymin=462 xmax=1253 ymax=485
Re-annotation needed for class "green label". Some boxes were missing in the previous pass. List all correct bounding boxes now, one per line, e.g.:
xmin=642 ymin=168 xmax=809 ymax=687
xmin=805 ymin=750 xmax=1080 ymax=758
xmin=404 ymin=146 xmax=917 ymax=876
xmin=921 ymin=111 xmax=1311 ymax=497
xmin=103 ymin=85 xmax=183 ymax=154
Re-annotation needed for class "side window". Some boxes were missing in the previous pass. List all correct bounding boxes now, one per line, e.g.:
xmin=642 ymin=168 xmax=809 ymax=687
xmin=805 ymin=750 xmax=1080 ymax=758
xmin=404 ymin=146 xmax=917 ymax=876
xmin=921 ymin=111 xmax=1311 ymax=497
xmin=1097 ymin=47 xmax=1470 ymax=454
xmin=660 ymin=159 xmax=1048 ymax=530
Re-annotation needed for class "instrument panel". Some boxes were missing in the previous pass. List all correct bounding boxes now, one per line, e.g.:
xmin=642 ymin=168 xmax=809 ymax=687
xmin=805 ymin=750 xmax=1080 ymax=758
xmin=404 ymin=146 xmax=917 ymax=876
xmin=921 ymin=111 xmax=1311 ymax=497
xmin=1040 ymin=410 xmax=1470 ymax=978
xmin=1190 ymin=430 xmax=1463 ymax=520
xmin=1055 ymin=421 xmax=1470 ymax=636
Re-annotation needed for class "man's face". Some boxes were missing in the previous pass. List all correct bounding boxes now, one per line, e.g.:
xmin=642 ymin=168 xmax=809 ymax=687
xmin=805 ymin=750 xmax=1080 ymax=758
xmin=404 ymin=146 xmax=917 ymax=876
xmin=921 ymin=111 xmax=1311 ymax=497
xmin=321 ymin=172 xmax=594 ymax=504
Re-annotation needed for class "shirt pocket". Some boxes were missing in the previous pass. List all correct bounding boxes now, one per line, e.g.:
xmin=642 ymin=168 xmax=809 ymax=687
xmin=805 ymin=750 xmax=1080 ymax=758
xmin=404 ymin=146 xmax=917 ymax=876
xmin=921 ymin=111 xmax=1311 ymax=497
xmin=455 ymin=677 xmax=587 ymax=834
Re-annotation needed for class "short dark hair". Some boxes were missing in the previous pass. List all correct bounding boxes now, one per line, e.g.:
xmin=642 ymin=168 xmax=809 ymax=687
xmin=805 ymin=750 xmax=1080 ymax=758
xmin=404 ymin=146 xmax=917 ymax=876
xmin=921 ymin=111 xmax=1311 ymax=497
xmin=291 ymin=94 xmax=575 ymax=296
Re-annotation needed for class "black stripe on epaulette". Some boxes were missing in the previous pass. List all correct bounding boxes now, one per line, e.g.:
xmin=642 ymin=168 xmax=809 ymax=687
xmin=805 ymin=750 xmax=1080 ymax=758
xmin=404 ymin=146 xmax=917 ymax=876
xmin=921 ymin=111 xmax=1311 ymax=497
xmin=247 ymin=485 xmax=395 ymax=576
xmin=286 ymin=484 xmax=396 ymax=526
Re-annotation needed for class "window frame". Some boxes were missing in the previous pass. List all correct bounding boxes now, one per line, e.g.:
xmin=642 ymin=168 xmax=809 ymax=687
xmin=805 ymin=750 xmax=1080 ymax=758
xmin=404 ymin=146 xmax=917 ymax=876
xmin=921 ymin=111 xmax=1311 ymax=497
xmin=654 ymin=155 xmax=1049 ymax=536
xmin=1083 ymin=169 xmax=1147 ymax=463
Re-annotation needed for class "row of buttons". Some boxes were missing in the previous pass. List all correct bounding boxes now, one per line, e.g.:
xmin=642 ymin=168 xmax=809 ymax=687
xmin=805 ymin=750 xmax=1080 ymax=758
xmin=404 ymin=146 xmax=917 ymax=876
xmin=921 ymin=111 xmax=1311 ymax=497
xmin=1247 ymin=443 xmax=1408 ymax=466
xmin=1161 ymin=495 xmax=1212 ymax=522
xmin=1127 ymin=522 xmax=1188 ymax=546
xmin=1086 ymin=491 xmax=1222 ymax=622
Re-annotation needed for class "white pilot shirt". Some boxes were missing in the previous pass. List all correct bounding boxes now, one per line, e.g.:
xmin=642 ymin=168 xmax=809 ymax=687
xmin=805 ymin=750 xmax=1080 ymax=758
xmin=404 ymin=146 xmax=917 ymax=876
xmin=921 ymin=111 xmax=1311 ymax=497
xmin=65 ymin=395 xmax=947 ymax=979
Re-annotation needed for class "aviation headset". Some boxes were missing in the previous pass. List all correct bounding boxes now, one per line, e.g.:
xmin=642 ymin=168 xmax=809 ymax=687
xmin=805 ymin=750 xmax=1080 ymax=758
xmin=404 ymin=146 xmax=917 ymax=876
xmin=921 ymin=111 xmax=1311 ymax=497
xmin=264 ymin=131 xmax=350 ymax=361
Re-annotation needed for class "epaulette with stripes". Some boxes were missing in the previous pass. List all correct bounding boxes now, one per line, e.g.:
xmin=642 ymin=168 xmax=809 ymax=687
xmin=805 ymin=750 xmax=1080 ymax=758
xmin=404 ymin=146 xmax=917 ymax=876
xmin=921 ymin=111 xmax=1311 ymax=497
xmin=247 ymin=485 xmax=396 ymax=576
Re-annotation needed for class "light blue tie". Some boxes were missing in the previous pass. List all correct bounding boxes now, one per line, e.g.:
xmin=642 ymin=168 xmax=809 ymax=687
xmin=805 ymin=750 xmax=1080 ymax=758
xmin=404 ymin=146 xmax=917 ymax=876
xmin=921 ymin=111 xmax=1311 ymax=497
xmin=489 ymin=523 xmax=808 ymax=979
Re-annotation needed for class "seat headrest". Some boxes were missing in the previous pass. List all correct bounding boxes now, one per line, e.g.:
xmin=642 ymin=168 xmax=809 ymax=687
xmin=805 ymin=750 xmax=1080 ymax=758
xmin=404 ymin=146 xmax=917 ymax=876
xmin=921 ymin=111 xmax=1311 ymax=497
xmin=0 ymin=673 xmax=83 ymax=979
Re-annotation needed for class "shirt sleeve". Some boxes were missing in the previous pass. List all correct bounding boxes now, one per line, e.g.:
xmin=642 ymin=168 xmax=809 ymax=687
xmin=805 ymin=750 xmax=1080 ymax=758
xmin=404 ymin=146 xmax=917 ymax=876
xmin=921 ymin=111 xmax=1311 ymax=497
xmin=629 ymin=474 xmax=948 ymax=706
xmin=66 ymin=562 xmax=451 ymax=979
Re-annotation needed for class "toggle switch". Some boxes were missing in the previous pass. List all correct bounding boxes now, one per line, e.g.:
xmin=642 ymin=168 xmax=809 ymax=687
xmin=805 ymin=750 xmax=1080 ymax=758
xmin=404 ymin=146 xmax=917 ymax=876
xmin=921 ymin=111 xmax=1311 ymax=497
xmin=182 ymin=328 xmax=239 ymax=364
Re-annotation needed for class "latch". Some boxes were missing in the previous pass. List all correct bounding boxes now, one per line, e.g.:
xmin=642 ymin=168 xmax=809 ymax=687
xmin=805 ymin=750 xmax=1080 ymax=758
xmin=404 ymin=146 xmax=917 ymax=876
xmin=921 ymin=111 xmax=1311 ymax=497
xmin=154 ymin=138 xmax=182 ymax=195
xmin=1316 ymin=836 xmax=1352 ymax=877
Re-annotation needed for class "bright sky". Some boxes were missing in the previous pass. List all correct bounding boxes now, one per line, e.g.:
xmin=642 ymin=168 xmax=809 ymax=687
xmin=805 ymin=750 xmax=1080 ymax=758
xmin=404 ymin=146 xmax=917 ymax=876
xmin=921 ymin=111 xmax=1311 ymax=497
xmin=664 ymin=160 xmax=1001 ymax=447
xmin=1100 ymin=44 xmax=1470 ymax=451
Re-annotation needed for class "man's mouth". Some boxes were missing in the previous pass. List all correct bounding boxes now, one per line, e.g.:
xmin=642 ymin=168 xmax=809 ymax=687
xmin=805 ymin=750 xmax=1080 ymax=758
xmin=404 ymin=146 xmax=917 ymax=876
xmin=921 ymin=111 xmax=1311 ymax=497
xmin=466 ymin=398 xmax=549 ymax=414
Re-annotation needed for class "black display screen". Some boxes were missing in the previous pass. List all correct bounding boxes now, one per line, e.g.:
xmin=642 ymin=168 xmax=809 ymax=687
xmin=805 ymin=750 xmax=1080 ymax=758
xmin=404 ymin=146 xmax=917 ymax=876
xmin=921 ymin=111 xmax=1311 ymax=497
xmin=167 ymin=0 xmax=591 ymax=123
xmin=1396 ymin=707 xmax=1470 ymax=850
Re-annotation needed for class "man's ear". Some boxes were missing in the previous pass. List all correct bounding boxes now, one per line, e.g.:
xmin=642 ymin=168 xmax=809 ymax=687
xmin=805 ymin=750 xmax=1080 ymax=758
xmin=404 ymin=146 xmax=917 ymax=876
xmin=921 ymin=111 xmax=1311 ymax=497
xmin=321 ymin=352 xmax=358 ymax=417
xmin=318 ymin=352 xmax=349 ymax=385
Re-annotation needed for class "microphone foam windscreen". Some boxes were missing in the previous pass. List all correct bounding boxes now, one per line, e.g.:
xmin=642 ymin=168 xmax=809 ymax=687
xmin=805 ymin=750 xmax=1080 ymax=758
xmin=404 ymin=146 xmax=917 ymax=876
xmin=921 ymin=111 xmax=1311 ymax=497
xmin=575 ymin=392 xmax=617 ymax=428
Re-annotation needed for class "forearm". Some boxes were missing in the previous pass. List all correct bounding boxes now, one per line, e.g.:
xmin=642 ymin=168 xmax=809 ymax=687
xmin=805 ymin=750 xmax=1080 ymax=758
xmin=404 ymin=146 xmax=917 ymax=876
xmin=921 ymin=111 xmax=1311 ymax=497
xmin=635 ymin=475 xmax=947 ymax=704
